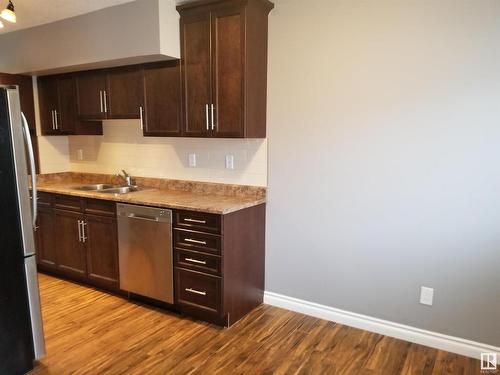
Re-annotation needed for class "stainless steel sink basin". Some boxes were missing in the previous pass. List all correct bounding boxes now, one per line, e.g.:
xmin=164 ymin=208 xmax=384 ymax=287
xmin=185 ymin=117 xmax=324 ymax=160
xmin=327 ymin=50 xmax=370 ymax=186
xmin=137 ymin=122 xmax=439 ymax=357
xmin=74 ymin=184 xmax=117 ymax=191
xmin=99 ymin=186 xmax=140 ymax=194
xmin=73 ymin=184 xmax=141 ymax=194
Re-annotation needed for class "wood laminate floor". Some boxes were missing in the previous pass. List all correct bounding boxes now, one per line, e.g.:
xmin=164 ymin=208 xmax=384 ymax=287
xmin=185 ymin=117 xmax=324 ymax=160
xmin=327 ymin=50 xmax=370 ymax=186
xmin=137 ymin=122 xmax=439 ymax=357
xmin=30 ymin=274 xmax=482 ymax=375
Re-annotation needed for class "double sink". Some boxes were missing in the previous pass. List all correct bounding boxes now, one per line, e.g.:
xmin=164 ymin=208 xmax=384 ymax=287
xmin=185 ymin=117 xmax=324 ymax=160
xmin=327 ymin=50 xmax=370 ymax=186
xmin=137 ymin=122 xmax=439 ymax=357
xmin=74 ymin=183 xmax=141 ymax=195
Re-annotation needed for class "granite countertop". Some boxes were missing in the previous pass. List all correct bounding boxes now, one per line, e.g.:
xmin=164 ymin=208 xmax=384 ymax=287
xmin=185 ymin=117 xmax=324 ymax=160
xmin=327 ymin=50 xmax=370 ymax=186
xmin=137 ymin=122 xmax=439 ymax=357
xmin=36 ymin=173 xmax=266 ymax=215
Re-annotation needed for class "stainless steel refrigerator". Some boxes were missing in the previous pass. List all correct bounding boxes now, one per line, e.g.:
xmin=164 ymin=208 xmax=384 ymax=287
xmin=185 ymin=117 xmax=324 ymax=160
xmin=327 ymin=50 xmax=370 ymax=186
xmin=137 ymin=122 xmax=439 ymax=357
xmin=0 ymin=85 xmax=45 ymax=374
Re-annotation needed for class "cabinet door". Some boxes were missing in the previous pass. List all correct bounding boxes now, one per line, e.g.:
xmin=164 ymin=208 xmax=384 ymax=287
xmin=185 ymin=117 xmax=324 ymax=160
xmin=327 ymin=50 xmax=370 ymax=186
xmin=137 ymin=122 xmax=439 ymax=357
xmin=143 ymin=62 xmax=182 ymax=136
xmin=35 ymin=206 xmax=57 ymax=270
xmin=56 ymin=75 xmax=77 ymax=134
xmin=38 ymin=76 xmax=59 ymax=135
xmin=211 ymin=5 xmax=245 ymax=138
xmin=106 ymin=67 xmax=144 ymax=119
xmin=53 ymin=209 xmax=86 ymax=279
xmin=180 ymin=11 xmax=212 ymax=137
xmin=76 ymin=71 xmax=107 ymax=120
xmin=85 ymin=214 xmax=119 ymax=290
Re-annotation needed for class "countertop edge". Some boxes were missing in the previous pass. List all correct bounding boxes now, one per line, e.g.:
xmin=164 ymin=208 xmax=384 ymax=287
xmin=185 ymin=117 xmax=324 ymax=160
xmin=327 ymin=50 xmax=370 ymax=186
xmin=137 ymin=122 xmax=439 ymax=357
xmin=37 ymin=186 xmax=267 ymax=215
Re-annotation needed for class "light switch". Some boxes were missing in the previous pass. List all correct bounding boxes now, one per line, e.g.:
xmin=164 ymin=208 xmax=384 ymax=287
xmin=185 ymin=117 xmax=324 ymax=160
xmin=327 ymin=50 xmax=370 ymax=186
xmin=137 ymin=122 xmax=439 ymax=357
xmin=188 ymin=153 xmax=197 ymax=167
xmin=77 ymin=149 xmax=84 ymax=161
xmin=420 ymin=286 xmax=434 ymax=306
xmin=225 ymin=154 xmax=234 ymax=170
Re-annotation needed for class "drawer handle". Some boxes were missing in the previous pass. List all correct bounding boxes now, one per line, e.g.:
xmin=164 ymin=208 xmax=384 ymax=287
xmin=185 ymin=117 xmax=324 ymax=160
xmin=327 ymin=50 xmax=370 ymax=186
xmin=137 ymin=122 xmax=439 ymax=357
xmin=184 ymin=218 xmax=207 ymax=224
xmin=185 ymin=288 xmax=207 ymax=296
xmin=185 ymin=258 xmax=207 ymax=265
xmin=184 ymin=238 xmax=207 ymax=245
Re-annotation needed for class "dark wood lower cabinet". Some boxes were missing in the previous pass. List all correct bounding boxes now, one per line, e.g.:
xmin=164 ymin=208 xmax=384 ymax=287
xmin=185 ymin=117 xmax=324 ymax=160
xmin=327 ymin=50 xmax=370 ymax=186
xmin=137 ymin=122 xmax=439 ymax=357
xmin=174 ymin=204 xmax=266 ymax=327
xmin=36 ymin=192 xmax=265 ymax=327
xmin=85 ymin=214 xmax=119 ymax=289
xmin=53 ymin=209 xmax=87 ymax=280
xmin=35 ymin=205 xmax=57 ymax=270
xmin=176 ymin=268 xmax=222 ymax=324
xmin=36 ymin=194 xmax=119 ymax=291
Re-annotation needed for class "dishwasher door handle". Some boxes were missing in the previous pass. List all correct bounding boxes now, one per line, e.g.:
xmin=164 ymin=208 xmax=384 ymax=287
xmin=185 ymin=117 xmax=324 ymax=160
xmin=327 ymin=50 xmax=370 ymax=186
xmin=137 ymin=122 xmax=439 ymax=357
xmin=127 ymin=213 xmax=159 ymax=222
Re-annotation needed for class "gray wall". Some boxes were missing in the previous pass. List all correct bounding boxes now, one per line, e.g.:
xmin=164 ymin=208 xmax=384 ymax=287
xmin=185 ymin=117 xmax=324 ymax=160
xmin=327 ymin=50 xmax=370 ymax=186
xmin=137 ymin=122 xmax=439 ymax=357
xmin=266 ymin=0 xmax=500 ymax=347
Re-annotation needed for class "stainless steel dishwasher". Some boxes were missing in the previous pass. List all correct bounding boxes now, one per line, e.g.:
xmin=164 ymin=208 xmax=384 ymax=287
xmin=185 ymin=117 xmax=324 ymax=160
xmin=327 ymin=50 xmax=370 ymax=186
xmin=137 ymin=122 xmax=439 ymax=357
xmin=117 ymin=203 xmax=173 ymax=304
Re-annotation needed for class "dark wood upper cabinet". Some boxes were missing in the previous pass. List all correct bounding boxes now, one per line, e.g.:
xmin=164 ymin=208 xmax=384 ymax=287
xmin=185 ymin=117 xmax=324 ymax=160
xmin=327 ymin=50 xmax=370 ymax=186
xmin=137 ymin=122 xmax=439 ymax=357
xmin=57 ymin=76 xmax=79 ymax=134
xmin=212 ymin=5 xmax=244 ymax=137
xmin=178 ymin=0 xmax=273 ymax=138
xmin=76 ymin=67 xmax=144 ymax=121
xmin=106 ymin=67 xmax=144 ymax=119
xmin=0 ymin=73 xmax=40 ymax=172
xmin=76 ymin=70 xmax=107 ymax=120
xmin=143 ymin=61 xmax=182 ymax=137
xmin=39 ymin=75 xmax=78 ymax=135
xmin=0 ymin=73 xmax=36 ymax=132
xmin=39 ymin=63 xmax=181 ymax=137
xmin=180 ymin=11 xmax=212 ymax=137
xmin=38 ymin=75 xmax=59 ymax=135
xmin=36 ymin=0 xmax=273 ymax=139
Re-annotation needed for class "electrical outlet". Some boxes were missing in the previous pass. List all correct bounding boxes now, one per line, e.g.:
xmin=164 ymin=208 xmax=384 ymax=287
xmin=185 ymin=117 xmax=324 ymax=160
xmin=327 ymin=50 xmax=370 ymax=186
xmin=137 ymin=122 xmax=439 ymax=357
xmin=77 ymin=149 xmax=84 ymax=161
xmin=188 ymin=153 xmax=197 ymax=167
xmin=225 ymin=154 xmax=234 ymax=170
xmin=420 ymin=286 xmax=434 ymax=306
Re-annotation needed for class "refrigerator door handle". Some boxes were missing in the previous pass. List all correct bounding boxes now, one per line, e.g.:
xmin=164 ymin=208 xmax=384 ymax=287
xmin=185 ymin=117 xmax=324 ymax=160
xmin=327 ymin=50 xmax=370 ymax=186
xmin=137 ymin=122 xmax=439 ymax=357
xmin=21 ymin=112 xmax=37 ymax=228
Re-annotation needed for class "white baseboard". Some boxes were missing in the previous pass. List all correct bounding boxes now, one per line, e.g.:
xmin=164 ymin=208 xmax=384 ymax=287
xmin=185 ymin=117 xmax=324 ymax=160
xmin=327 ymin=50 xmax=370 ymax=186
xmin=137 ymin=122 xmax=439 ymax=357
xmin=264 ymin=291 xmax=499 ymax=359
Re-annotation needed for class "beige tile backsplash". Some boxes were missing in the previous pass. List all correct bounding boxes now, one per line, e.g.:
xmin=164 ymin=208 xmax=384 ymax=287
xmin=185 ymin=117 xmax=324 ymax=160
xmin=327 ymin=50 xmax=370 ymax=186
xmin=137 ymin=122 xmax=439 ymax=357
xmin=37 ymin=136 xmax=71 ymax=173
xmin=67 ymin=120 xmax=268 ymax=186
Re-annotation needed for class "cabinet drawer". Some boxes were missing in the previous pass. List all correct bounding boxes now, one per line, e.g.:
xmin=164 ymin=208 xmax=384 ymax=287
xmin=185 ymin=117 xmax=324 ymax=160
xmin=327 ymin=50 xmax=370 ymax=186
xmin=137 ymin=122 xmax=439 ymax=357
xmin=37 ymin=192 xmax=53 ymax=208
xmin=175 ymin=210 xmax=221 ymax=234
xmin=175 ymin=268 xmax=221 ymax=313
xmin=175 ymin=249 xmax=221 ymax=276
xmin=84 ymin=199 xmax=116 ymax=217
xmin=54 ymin=194 xmax=82 ymax=211
xmin=174 ymin=229 xmax=221 ymax=255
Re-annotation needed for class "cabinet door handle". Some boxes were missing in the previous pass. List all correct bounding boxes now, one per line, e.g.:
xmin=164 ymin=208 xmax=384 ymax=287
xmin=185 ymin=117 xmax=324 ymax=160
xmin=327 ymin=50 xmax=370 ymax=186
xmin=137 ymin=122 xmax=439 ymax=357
xmin=184 ymin=238 xmax=207 ymax=245
xmin=185 ymin=288 xmax=207 ymax=296
xmin=139 ymin=106 xmax=144 ymax=130
xmin=205 ymin=104 xmax=209 ymax=130
xmin=185 ymin=258 xmax=207 ymax=265
xmin=51 ymin=110 xmax=55 ymax=130
xmin=99 ymin=91 xmax=104 ymax=113
xmin=184 ymin=218 xmax=206 ymax=224
xmin=77 ymin=220 xmax=82 ymax=242
xmin=81 ymin=221 xmax=88 ymax=243
xmin=211 ymin=104 xmax=215 ymax=130
xmin=103 ymin=90 xmax=108 ymax=113
xmin=54 ymin=110 xmax=58 ymax=130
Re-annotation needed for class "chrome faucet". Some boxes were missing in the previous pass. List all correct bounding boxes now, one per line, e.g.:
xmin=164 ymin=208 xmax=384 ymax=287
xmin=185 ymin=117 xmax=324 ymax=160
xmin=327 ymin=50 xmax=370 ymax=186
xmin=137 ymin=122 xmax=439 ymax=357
xmin=118 ymin=170 xmax=132 ymax=186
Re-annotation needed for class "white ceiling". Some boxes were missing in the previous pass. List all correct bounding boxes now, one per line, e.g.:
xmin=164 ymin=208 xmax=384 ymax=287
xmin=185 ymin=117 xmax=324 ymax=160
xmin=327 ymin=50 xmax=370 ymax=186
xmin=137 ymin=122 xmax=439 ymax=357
xmin=0 ymin=0 xmax=136 ymax=34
